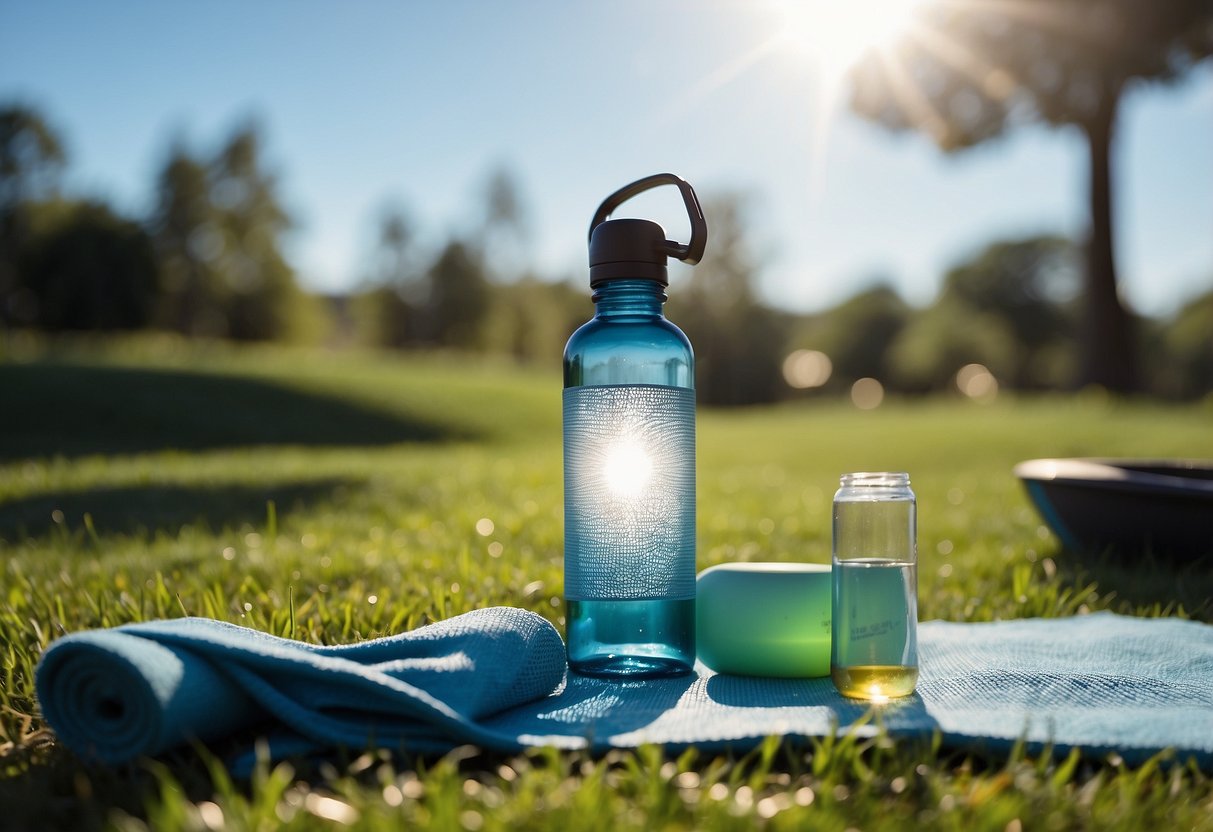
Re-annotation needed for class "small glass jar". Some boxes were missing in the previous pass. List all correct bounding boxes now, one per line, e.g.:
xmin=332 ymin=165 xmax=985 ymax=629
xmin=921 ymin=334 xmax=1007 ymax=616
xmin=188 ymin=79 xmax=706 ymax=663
xmin=830 ymin=472 xmax=918 ymax=700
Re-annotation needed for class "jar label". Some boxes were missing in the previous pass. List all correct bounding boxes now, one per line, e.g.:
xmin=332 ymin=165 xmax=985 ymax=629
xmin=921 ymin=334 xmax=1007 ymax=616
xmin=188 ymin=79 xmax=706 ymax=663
xmin=563 ymin=384 xmax=696 ymax=601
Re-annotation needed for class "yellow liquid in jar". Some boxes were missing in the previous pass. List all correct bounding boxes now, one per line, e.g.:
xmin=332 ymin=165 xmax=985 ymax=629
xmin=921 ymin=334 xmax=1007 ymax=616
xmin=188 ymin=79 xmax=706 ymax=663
xmin=830 ymin=664 xmax=919 ymax=701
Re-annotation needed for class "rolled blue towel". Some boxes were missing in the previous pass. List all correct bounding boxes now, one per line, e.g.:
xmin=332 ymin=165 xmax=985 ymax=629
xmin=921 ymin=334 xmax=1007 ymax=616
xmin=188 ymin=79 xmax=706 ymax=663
xmin=36 ymin=607 xmax=566 ymax=765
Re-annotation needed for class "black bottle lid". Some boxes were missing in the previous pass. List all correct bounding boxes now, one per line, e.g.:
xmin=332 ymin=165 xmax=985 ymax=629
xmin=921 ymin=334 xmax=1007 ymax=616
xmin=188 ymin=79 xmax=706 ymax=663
xmin=587 ymin=173 xmax=707 ymax=287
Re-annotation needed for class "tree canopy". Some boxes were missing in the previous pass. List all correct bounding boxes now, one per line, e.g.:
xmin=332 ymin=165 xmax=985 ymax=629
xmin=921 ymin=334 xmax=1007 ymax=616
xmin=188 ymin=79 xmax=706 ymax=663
xmin=849 ymin=0 xmax=1213 ymax=393
xmin=150 ymin=123 xmax=301 ymax=340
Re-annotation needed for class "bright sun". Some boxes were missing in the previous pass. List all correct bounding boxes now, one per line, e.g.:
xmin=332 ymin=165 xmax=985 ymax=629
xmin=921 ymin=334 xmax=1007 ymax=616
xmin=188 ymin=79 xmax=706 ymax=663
xmin=770 ymin=0 xmax=926 ymax=82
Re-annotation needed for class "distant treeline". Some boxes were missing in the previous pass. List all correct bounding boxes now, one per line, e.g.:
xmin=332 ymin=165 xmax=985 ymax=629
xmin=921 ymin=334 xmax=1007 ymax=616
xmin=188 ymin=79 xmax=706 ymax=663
xmin=1 ymin=105 xmax=1209 ymax=404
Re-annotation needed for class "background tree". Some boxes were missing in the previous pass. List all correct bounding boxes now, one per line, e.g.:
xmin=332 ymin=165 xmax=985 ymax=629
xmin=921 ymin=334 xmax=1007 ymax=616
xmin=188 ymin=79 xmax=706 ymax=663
xmin=16 ymin=200 xmax=158 ymax=331
xmin=0 ymin=105 xmax=66 ymax=325
xmin=481 ymin=274 xmax=585 ymax=365
xmin=669 ymin=194 xmax=788 ymax=406
xmin=929 ymin=235 xmax=1078 ymax=389
xmin=426 ymin=239 xmax=491 ymax=349
xmin=352 ymin=203 xmax=426 ymax=348
xmin=151 ymin=147 xmax=223 ymax=335
xmin=0 ymin=105 xmax=64 ymax=210
xmin=1158 ymin=288 xmax=1213 ymax=399
xmin=209 ymin=126 xmax=299 ymax=340
xmin=479 ymin=165 xmax=530 ymax=280
xmin=791 ymin=284 xmax=909 ymax=392
xmin=888 ymin=297 xmax=1019 ymax=392
xmin=850 ymin=0 xmax=1213 ymax=393
xmin=149 ymin=123 xmax=304 ymax=340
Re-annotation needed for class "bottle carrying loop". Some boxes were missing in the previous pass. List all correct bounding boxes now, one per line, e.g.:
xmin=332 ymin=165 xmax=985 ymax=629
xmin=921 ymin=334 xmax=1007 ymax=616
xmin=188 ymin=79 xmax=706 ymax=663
xmin=588 ymin=173 xmax=707 ymax=266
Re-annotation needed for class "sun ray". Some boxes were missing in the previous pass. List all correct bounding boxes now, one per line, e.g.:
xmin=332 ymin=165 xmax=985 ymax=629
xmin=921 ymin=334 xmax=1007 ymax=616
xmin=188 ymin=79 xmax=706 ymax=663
xmin=903 ymin=18 xmax=1018 ymax=101
xmin=874 ymin=43 xmax=951 ymax=145
xmin=660 ymin=34 xmax=786 ymax=126
xmin=936 ymin=0 xmax=1099 ymax=43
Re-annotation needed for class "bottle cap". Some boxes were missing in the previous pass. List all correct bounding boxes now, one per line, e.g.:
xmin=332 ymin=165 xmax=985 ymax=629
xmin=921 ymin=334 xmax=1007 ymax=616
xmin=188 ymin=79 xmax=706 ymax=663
xmin=589 ymin=218 xmax=670 ymax=284
xmin=696 ymin=562 xmax=832 ymax=678
xmin=587 ymin=173 xmax=707 ymax=287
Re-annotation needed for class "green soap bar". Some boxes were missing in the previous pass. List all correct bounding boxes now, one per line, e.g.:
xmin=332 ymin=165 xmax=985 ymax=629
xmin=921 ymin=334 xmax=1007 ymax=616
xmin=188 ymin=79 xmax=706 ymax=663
xmin=696 ymin=562 xmax=832 ymax=678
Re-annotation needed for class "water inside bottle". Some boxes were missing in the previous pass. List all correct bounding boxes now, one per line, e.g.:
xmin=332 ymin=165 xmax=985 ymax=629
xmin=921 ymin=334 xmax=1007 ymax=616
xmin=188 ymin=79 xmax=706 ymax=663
xmin=831 ymin=557 xmax=918 ymax=700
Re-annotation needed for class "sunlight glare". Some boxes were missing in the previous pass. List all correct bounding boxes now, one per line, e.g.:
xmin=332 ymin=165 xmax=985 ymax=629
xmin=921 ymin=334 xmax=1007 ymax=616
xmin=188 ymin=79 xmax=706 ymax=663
xmin=771 ymin=0 xmax=926 ymax=80
xmin=602 ymin=440 xmax=653 ymax=497
xmin=762 ymin=0 xmax=930 ymax=213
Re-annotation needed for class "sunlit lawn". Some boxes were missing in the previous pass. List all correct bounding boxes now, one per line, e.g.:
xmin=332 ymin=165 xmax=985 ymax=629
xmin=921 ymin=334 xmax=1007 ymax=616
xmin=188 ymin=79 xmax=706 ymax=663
xmin=2 ymin=335 xmax=1212 ymax=830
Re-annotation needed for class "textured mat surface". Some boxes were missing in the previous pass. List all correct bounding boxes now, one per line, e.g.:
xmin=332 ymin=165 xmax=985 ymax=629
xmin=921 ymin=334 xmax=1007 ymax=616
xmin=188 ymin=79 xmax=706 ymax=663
xmin=36 ymin=610 xmax=1213 ymax=767
xmin=498 ymin=613 xmax=1213 ymax=767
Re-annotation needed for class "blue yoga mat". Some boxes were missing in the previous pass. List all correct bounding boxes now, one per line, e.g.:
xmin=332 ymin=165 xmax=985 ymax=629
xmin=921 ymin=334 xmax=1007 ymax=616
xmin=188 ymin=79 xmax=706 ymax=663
xmin=36 ymin=609 xmax=1213 ymax=769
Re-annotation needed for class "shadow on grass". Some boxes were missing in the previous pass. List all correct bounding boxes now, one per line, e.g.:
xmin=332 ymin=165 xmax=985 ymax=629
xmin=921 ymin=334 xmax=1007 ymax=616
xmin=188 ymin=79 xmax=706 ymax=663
xmin=1054 ymin=549 xmax=1213 ymax=621
xmin=0 ymin=362 xmax=473 ymax=461
xmin=0 ymin=478 xmax=353 ymax=541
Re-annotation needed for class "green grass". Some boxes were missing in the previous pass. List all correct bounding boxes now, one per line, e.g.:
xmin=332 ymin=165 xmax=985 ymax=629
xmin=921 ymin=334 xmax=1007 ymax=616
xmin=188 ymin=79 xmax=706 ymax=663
xmin=2 ymin=333 xmax=1213 ymax=830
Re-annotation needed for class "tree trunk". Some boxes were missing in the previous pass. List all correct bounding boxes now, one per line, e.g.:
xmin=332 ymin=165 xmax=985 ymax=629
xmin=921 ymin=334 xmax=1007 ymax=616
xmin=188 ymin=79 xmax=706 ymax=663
xmin=1079 ymin=91 xmax=1138 ymax=393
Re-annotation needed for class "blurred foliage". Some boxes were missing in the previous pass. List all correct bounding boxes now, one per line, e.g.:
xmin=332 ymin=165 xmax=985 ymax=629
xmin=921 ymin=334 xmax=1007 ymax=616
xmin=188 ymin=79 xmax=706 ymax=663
xmin=1 ymin=107 xmax=318 ymax=342
xmin=890 ymin=236 xmax=1079 ymax=392
xmin=1 ymin=102 xmax=1209 ymax=403
xmin=1 ymin=104 xmax=67 ymax=325
xmin=14 ymin=199 xmax=159 ymax=331
xmin=668 ymin=194 xmax=789 ymax=406
xmin=849 ymin=0 xmax=1213 ymax=394
xmin=482 ymin=277 xmax=585 ymax=366
xmin=0 ymin=104 xmax=64 ymax=210
xmin=1147 ymin=289 xmax=1213 ymax=399
xmin=1168 ymin=290 xmax=1213 ymax=396
xmin=791 ymin=285 xmax=909 ymax=394
xmin=351 ymin=169 xmax=575 ymax=362
xmin=426 ymin=240 xmax=491 ymax=349
xmin=150 ymin=123 xmax=306 ymax=341
xmin=889 ymin=298 xmax=1019 ymax=393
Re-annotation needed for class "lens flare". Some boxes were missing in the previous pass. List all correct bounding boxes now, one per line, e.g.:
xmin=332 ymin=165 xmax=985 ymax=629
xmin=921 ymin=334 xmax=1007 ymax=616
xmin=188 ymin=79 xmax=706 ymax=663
xmin=783 ymin=349 xmax=833 ymax=389
xmin=851 ymin=377 xmax=885 ymax=410
xmin=956 ymin=363 xmax=999 ymax=401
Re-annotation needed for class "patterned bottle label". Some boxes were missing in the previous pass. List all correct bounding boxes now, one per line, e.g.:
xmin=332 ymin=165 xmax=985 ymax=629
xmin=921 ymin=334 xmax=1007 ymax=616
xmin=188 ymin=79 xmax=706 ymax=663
xmin=563 ymin=384 xmax=696 ymax=601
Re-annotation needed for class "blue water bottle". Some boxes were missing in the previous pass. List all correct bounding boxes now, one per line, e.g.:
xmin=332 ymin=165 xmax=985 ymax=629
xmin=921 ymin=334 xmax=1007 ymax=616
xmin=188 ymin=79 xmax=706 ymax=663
xmin=563 ymin=174 xmax=707 ymax=678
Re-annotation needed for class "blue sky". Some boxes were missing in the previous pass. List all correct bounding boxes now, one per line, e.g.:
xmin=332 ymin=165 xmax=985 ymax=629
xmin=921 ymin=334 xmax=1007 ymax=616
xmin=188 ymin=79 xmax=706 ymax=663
xmin=2 ymin=0 xmax=1210 ymax=315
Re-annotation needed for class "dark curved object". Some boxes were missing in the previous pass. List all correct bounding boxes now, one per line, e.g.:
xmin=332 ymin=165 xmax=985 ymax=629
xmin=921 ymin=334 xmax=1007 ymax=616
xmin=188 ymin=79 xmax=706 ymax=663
xmin=1014 ymin=458 xmax=1213 ymax=559
xmin=587 ymin=173 xmax=707 ymax=286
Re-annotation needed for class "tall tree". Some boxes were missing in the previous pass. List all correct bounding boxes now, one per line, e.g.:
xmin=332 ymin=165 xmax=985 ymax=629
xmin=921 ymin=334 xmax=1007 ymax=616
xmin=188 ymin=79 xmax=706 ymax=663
xmin=0 ymin=105 xmax=67 ymax=324
xmin=426 ymin=239 xmax=490 ymax=349
xmin=849 ymin=0 xmax=1213 ymax=392
xmin=151 ymin=147 xmax=221 ymax=335
xmin=668 ymin=194 xmax=788 ymax=405
xmin=354 ymin=203 xmax=425 ymax=348
xmin=478 ymin=164 xmax=530 ymax=280
xmin=0 ymin=105 xmax=64 ymax=211
xmin=209 ymin=125 xmax=297 ymax=340
xmin=149 ymin=123 xmax=300 ymax=340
